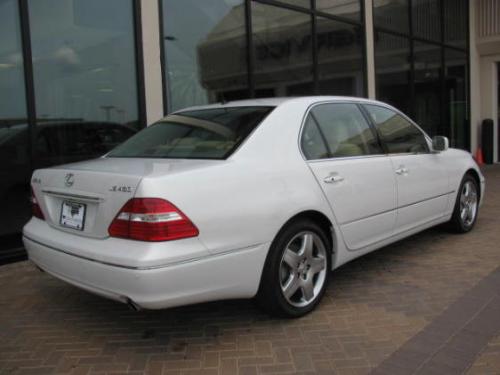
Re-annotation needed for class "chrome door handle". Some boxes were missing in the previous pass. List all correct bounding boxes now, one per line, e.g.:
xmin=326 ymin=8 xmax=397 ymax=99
xmin=324 ymin=174 xmax=344 ymax=183
xmin=395 ymin=167 xmax=409 ymax=175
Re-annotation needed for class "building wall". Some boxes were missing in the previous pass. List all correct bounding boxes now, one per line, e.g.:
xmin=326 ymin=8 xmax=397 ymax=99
xmin=141 ymin=0 xmax=164 ymax=125
xmin=470 ymin=0 xmax=500 ymax=162
xmin=364 ymin=0 xmax=376 ymax=99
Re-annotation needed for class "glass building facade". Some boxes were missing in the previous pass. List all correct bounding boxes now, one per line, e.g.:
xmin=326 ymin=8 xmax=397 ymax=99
xmin=159 ymin=0 xmax=469 ymax=147
xmin=0 ymin=0 xmax=144 ymax=262
xmin=372 ymin=0 xmax=469 ymax=148
xmin=160 ymin=0 xmax=366 ymax=112
xmin=0 ymin=0 xmax=471 ymax=262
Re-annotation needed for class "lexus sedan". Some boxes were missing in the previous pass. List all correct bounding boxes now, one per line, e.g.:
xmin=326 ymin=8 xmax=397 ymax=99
xmin=23 ymin=97 xmax=485 ymax=317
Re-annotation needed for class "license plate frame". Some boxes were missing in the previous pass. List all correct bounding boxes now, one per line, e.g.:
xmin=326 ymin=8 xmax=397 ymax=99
xmin=60 ymin=201 xmax=86 ymax=231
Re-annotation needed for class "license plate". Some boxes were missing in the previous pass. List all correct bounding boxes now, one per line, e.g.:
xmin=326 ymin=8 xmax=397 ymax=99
xmin=60 ymin=201 xmax=86 ymax=231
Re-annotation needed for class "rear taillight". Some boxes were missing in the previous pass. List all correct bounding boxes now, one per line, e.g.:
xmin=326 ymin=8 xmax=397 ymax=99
xmin=31 ymin=187 xmax=45 ymax=220
xmin=108 ymin=198 xmax=199 ymax=242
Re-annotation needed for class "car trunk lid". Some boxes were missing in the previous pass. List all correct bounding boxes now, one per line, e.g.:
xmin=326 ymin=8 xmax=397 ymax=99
xmin=31 ymin=157 xmax=220 ymax=239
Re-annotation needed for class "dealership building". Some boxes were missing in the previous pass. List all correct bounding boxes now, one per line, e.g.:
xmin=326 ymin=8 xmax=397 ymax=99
xmin=0 ymin=0 xmax=499 ymax=261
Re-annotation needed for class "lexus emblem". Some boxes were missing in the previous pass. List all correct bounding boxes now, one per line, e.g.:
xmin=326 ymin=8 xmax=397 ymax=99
xmin=65 ymin=173 xmax=74 ymax=187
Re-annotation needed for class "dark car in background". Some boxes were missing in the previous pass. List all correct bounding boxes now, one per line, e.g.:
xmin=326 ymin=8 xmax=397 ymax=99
xmin=0 ymin=121 xmax=136 ymax=263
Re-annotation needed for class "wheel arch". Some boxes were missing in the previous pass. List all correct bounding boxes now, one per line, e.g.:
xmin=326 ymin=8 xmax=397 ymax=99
xmin=269 ymin=210 xmax=337 ymax=264
xmin=285 ymin=211 xmax=333 ymax=244
xmin=465 ymin=168 xmax=481 ymax=201
xmin=256 ymin=209 xmax=336 ymax=314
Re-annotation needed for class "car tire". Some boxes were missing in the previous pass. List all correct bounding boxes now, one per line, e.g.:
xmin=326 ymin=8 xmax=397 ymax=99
xmin=256 ymin=219 xmax=331 ymax=318
xmin=447 ymin=173 xmax=480 ymax=233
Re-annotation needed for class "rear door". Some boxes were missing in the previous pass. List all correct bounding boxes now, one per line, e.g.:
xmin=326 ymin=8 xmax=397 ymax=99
xmin=362 ymin=104 xmax=449 ymax=233
xmin=302 ymin=102 xmax=397 ymax=251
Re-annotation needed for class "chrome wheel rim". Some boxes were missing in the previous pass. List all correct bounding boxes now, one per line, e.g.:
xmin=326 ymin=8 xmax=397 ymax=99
xmin=279 ymin=231 xmax=327 ymax=308
xmin=460 ymin=181 xmax=478 ymax=227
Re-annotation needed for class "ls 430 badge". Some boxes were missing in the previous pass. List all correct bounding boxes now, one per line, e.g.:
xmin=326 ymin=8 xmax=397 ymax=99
xmin=109 ymin=186 xmax=132 ymax=193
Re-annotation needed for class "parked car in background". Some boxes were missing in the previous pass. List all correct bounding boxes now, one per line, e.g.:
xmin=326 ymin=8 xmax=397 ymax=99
xmin=0 ymin=121 xmax=136 ymax=238
xmin=23 ymin=97 xmax=485 ymax=317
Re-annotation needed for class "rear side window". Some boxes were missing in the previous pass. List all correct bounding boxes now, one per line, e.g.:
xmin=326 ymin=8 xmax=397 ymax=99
xmin=108 ymin=106 xmax=274 ymax=159
xmin=301 ymin=115 xmax=329 ymax=160
xmin=363 ymin=105 xmax=429 ymax=154
xmin=301 ymin=103 xmax=382 ymax=160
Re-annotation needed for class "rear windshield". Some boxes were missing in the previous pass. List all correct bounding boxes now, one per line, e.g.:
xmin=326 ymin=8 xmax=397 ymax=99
xmin=107 ymin=106 xmax=274 ymax=160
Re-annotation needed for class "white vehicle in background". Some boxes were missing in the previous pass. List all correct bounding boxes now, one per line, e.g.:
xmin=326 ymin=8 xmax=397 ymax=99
xmin=23 ymin=97 xmax=485 ymax=317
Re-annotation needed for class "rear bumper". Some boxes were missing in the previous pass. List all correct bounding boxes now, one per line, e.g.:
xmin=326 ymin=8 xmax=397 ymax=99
xmin=23 ymin=235 xmax=269 ymax=310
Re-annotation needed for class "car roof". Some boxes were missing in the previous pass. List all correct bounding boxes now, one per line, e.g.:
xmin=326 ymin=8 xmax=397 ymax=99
xmin=170 ymin=96 xmax=383 ymax=114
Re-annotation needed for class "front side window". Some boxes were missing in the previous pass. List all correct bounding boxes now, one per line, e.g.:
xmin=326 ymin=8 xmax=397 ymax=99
xmin=303 ymin=103 xmax=382 ymax=159
xmin=363 ymin=105 xmax=429 ymax=154
xmin=108 ymin=107 xmax=273 ymax=159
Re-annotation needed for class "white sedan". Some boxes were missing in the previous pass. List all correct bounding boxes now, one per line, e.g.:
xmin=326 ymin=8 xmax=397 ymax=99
xmin=23 ymin=97 xmax=485 ymax=317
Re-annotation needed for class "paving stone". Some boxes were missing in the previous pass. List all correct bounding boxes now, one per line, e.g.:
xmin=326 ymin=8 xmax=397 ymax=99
xmin=1 ymin=166 xmax=500 ymax=374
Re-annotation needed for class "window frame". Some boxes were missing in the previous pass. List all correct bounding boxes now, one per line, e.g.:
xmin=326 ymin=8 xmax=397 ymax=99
xmin=298 ymin=100 xmax=387 ymax=162
xmin=359 ymin=103 xmax=432 ymax=155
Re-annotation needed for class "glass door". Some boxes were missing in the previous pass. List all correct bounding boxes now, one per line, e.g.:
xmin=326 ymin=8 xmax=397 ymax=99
xmin=0 ymin=0 xmax=30 ymax=263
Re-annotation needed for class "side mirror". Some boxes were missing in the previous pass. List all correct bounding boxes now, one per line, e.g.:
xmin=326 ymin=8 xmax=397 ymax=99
xmin=432 ymin=136 xmax=449 ymax=152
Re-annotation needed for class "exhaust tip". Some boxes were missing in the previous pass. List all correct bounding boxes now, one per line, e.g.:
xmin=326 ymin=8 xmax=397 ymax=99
xmin=126 ymin=298 xmax=142 ymax=311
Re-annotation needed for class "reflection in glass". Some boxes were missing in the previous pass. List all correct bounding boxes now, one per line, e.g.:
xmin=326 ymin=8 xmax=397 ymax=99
xmin=316 ymin=0 xmax=361 ymax=22
xmin=301 ymin=116 xmax=329 ymax=160
xmin=445 ymin=49 xmax=467 ymax=149
xmin=443 ymin=0 xmax=467 ymax=49
xmin=413 ymin=42 xmax=442 ymax=137
xmin=312 ymin=104 xmax=382 ymax=156
xmin=34 ymin=122 xmax=137 ymax=166
xmin=0 ymin=0 xmax=30 ymax=239
xmin=373 ymin=0 xmax=409 ymax=34
xmin=280 ymin=0 xmax=311 ymax=9
xmin=374 ymin=32 xmax=411 ymax=115
xmin=252 ymin=3 xmax=314 ymax=96
xmin=364 ymin=104 xmax=428 ymax=153
xmin=316 ymin=17 xmax=365 ymax=96
xmin=412 ymin=0 xmax=440 ymax=41
xmin=163 ymin=0 xmax=248 ymax=112
xmin=28 ymin=0 xmax=140 ymax=168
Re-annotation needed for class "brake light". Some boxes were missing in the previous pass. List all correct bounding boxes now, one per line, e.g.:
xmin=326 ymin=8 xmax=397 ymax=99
xmin=31 ymin=187 xmax=45 ymax=220
xmin=108 ymin=198 xmax=199 ymax=242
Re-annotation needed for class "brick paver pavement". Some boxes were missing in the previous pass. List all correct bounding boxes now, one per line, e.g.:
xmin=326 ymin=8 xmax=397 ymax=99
xmin=1 ymin=166 xmax=499 ymax=375
xmin=468 ymin=334 xmax=500 ymax=375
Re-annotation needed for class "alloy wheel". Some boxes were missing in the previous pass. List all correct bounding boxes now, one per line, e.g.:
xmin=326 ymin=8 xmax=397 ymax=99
xmin=279 ymin=231 xmax=327 ymax=307
xmin=460 ymin=180 xmax=478 ymax=227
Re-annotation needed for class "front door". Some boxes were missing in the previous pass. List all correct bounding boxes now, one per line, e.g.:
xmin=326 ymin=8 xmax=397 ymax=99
xmin=301 ymin=102 xmax=397 ymax=250
xmin=390 ymin=154 xmax=448 ymax=232
xmin=362 ymin=104 xmax=449 ymax=233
